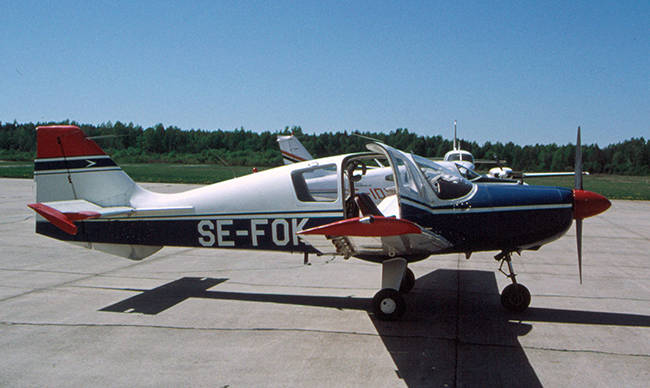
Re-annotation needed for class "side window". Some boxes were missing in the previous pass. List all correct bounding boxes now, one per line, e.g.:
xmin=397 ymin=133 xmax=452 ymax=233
xmin=291 ymin=164 xmax=338 ymax=202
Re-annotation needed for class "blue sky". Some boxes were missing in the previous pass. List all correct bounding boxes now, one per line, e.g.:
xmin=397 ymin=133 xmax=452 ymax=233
xmin=3 ymin=1 xmax=648 ymax=146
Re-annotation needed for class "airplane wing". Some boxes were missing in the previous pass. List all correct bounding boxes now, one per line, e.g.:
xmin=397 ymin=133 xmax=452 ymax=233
xmin=522 ymin=172 xmax=589 ymax=178
xmin=28 ymin=200 xmax=194 ymax=235
xmin=475 ymin=158 xmax=507 ymax=165
xmin=297 ymin=215 xmax=453 ymax=259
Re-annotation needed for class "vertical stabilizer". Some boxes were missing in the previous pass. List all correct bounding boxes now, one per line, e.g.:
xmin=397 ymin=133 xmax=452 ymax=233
xmin=277 ymin=135 xmax=314 ymax=164
xmin=34 ymin=125 xmax=138 ymax=206
xmin=32 ymin=126 xmax=162 ymax=260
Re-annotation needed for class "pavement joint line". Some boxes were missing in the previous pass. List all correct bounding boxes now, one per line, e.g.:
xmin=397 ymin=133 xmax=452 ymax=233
xmin=66 ymin=282 xmax=375 ymax=293
xmin=0 ymin=320 xmax=381 ymax=337
xmin=535 ymin=294 xmax=650 ymax=302
xmin=217 ymin=281 xmax=377 ymax=291
xmin=4 ymin=320 xmax=648 ymax=359
xmin=515 ymin=344 xmax=650 ymax=358
xmin=0 ymin=216 xmax=32 ymax=224
xmin=0 ymin=250 xmax=180 ymax=303
xmin=601 ymin=217 xmax=650 ymax=240
xmin=456 ymin=339 xmax=650 ymax=359
xmin=146 ymin=264 xmax=312 ymax=273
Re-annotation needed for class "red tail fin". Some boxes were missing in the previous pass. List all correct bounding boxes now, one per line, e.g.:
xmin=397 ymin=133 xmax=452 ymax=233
xmin=37 ymin=125 xmax=106 ymax=159
xmin=34 ymin=125 xmax=136 ymax=205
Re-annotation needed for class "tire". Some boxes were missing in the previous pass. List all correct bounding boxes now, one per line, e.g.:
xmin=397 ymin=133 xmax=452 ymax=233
xmin=399 ymin=267 xmax=416 ymax=294
xmin=500 ymin=283 xmax=531 ymax=313
xmin=372 ymin=288 xmax=406 ymax=321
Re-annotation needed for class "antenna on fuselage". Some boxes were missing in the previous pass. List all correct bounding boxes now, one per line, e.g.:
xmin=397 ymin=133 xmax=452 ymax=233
xmin=213 ymin=152 xmax=237 ymax=179
xmin=351 ymin=133 xmax=383 ymax=143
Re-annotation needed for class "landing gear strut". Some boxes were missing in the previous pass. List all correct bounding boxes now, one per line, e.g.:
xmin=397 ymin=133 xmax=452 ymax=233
xmin=399 ymin=267 xmax=416 ymax=294
xmin=496 ymin=251 xmax=531 ymax=313
xmin=372 ymin=258 xmax=414 ymax=321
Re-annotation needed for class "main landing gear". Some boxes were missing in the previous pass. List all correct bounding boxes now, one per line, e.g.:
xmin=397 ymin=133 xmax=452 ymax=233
xmin=372 ymin=258 xmax=415 ymax=321
xmin=496 ymin=251 xmax=531 ymax=313
xmin=371 ymin=253 xmax=531 ymax=320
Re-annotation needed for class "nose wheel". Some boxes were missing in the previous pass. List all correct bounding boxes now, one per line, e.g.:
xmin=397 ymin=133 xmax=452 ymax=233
xmin=496 ymin=251 xmax=531 ymax=313
xmin=500 ymin=283 xmax=531 ymax=313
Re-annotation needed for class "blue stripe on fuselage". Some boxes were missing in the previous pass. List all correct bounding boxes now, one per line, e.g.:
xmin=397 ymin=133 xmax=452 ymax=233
xmin=36 ymin=213 xmax=344 ymax=254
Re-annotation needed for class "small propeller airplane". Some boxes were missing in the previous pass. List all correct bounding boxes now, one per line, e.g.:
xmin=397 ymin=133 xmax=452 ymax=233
xmin=29 ymin=125 xmax=610 ymax=320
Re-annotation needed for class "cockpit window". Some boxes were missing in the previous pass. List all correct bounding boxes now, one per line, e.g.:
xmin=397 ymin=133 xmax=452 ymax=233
xmin=412 ymin=155 xmax=474 ymax=200
xmin=463 ymin=153 xmax=475 ymax=163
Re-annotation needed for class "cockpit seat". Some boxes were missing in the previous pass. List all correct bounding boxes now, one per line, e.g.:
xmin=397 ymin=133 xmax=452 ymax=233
xmin=355 ymin=193 xmax=384 ymax=217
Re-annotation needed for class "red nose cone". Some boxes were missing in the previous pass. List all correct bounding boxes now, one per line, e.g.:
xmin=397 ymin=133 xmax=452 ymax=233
xmin=573 ymin=189 xmax=611 ymax=219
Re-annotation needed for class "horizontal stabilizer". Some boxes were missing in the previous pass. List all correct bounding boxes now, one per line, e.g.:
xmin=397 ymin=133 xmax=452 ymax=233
xmin=28 ymin=203 xmax=99 ymax=235
xmin=28 ymin=199 xmax=194 ymax=235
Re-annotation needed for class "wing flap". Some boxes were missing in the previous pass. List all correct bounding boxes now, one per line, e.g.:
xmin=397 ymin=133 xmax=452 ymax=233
xmin=298 ymin=216 xmax=452 ymax=258
xmin=298 ymin=215 xmax=421 ymax=237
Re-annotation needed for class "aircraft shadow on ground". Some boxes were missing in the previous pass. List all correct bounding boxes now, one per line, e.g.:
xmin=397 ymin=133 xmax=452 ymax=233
xmin=100 ymin=270 xmax=650 ymax=388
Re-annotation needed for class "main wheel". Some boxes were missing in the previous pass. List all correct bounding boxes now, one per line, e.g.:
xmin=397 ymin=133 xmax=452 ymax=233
xmin=500 ymin=283 xmax=531 ymax=313
xmin=399 ymin=267 xmax=416 ymax=294
xmin=372 ymin=288 xmax=406 ymax=321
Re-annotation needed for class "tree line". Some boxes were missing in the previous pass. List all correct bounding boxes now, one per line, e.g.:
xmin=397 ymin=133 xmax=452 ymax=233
xmin=1 ymin=120 xmax=649 ymax=175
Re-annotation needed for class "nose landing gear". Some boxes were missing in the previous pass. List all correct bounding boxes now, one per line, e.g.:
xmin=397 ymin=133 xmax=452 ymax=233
xmin=496 ymin=251 xmax=531 ymax=313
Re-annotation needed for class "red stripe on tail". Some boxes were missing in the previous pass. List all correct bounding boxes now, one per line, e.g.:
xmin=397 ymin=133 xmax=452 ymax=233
xmin=37 ymin=125 xmax=106 ymax=159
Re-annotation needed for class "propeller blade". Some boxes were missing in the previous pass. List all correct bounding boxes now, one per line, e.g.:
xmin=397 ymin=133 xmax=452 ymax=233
xmin=576 ymin=218 xmax=583 ymax=284
xmin=575 ymin=126 xmax=583 ymax=283
xmin=575 ymin=126 xmax=583 ymax=190
xmin=493 ymin=154 xmax=504 ymax=171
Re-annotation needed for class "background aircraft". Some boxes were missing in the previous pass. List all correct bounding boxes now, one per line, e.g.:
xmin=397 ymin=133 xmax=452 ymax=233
xmin=29 ymin=126 xmax=610 ymax=320
xmin=278 ymin=134 xmax=314 ymax=165
xmin=278 ymin=133 xmax=520 ymax=186
xmin=447 ymin=121 xmax=589 ymax=181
